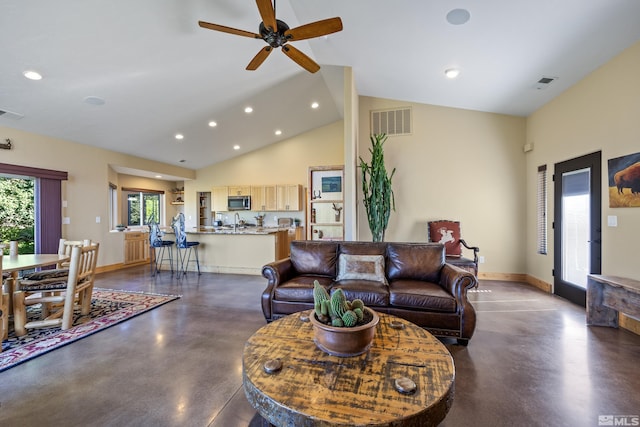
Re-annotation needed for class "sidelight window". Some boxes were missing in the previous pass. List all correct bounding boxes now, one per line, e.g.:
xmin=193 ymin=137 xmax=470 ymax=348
xmin=536 ymin=165 xmax=547 ymax=255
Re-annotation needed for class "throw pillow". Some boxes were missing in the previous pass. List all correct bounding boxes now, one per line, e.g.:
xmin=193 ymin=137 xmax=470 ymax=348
xmin=336 ymin=254 xmax=386 ymax=284
xmin=428 ymin=220 xmax=462 ymax=257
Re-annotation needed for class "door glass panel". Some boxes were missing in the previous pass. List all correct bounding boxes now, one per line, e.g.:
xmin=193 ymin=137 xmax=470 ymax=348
xmin=561 ymin=169 xmax=590 ymax=288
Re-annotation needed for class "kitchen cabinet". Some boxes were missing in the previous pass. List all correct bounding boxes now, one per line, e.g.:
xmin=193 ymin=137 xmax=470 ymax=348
xmin=212 ymin=183 xmax=301 ymax=212
xmin=212 ymin=186 xmax=228 ymax=212
xmin=307 ymin=166 xmax=344 ymax=241
xmin=276 ymin=184 xmax=301 ymax=211
xmin=251 ymin=186 xmax=266 ymax=212
xmin=228 ymin=185 xmax=251 ymax=196
xmin=285 ymin=227 xmax=305 ymax=255
xmin=264 ymin=185 xmax=277 ymax=211
xmin=124 ymin=231 xmax=149 ymax=264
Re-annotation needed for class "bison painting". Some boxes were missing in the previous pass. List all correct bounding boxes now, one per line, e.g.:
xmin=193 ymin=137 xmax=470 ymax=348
xmin=614 ymin=161 xmax=640 ymax=195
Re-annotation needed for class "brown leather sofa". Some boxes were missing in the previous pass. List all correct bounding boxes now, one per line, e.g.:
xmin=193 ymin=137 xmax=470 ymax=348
xmin=261 ymin=240 xmax=477 ymax=344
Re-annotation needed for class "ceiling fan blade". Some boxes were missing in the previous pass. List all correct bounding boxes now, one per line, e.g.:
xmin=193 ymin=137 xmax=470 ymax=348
xmin=282 ymin=45 xmax=320 ymax=73
xmin=256 ymin=0 xmax=277 ymax=32
xmin=198 ymin=21 xmax=261 ymax=39
xmin=284 ymin=17 xmax=343 ymax=41
xmin=246 ymin=46 xmax=273 ymax=71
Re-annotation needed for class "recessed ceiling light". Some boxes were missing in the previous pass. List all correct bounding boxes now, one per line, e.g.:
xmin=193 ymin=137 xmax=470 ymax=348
xmin=208 ymin=121 xmax=217 ymax=127
xmin=175 ymin=134 xmax=184 ymax=140
xmin=275 ymin=130 xmax=282 ymax=136
xmin=244 ymin=107 xmax=253 ymax=113
xmin=311 ymin=102 xmax=319 ymax=109
xmin=233 ymin=145 xmax=240 ymax=150
xmin=23 ymin=70 xmax=43 ymax=80
xmin=444 ymin=68 xmax=460 ymax=79
xmin=446 ymin=9 xmax=471 ymax=25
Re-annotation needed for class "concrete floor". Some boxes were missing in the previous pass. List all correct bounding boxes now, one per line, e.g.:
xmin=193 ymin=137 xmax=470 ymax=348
xmin=0 ymin=266 xmax=639 ymax=426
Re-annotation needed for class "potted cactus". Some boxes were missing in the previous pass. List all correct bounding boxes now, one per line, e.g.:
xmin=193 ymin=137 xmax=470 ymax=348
xmin=359 ymin=133 xmax=396 ymax=242
xmin=309 ymin=280 xmax=380 ymax=357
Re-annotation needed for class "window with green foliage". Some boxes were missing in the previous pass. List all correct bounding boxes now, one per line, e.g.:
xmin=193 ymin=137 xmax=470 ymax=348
xmin=0 ymin=176 xmax=35 ymax=254
xmin=124 ymin=190 xmax=161 ymax=226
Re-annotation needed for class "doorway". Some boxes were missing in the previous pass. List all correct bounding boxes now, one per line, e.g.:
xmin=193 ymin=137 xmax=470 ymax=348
xmin=553 ymin=151 xmax=601 ymax=306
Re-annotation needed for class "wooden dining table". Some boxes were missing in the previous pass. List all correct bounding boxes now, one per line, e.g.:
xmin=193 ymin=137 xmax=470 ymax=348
xmin=2 ymin=254 xmax=70 ymax=339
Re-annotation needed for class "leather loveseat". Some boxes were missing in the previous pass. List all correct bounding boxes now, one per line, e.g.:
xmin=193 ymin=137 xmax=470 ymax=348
xmin=261 ymin=240 xmax=477 ymax=344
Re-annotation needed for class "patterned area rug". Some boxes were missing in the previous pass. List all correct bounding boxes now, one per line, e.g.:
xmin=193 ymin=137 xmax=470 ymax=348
xmin=0 ymin=288 xmax=180 ymax=372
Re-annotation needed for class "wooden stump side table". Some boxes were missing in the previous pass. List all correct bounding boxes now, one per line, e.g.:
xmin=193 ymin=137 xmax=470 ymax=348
xmin=243 ymin=311 xmax=455 ymax=427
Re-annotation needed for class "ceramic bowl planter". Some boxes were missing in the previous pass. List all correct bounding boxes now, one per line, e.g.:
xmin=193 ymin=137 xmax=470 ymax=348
xmin=310 ymin=307 xmax=379 ymax=357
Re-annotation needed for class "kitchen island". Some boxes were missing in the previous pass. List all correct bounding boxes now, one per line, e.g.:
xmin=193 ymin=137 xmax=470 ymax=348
xmin=175 ymin=228 xmax=289 ymax=275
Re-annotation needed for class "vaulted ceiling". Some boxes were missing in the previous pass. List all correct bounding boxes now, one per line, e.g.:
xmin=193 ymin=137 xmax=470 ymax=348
xmin=2 ymin=1 xmax=640 ymax=176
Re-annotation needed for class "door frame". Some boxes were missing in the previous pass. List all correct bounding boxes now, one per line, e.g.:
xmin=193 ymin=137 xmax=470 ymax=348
xmin=553 ymin=151 xmax=602 ymax=306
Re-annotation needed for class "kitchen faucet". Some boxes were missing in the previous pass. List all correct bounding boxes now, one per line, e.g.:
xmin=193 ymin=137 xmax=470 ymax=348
xmin=234 ymin=212 xmax=240 ymax=232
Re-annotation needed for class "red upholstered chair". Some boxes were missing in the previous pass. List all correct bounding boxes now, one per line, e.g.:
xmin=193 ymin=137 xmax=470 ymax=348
xmin=427 ymin=220 xmax=479 ymax=279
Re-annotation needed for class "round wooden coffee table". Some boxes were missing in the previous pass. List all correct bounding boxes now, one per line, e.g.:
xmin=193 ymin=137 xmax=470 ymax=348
xmin=243 ymin=310 xmax=455 ymax=427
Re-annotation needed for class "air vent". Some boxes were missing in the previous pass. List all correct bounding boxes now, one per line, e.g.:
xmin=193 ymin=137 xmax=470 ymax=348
xmin=371 ymin=107 xmax=412 ymax=136
xmin=0 ymin=109 xmax=25 ymax=120
xmin=533 ymin=76 xmax=558 ymax=90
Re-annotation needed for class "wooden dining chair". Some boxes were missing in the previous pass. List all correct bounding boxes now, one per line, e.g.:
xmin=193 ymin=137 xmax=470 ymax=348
xmin=12 ymin=241 xmax=100 ymax=337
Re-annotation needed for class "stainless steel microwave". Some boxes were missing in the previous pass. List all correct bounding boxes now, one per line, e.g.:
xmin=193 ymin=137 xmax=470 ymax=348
xmin=228 ymin=195 xmax=251 ymax=211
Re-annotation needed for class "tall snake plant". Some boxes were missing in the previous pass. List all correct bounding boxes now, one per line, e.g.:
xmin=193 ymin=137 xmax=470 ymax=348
xmin=359 ymin=133 xmax=395 ymax=242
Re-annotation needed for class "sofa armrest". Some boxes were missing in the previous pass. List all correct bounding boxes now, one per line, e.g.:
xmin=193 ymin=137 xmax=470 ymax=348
xmin=439 ymin=263 xmax=477 ymax=340
xmin=440 ymin=263 xmax=477 ymax=296
xmin=261 ymin=258 xmax=296 ymax=321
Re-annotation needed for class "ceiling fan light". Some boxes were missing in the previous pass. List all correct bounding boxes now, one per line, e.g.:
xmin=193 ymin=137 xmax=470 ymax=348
xmin=445 ymin=68 xmax=460 ymax=79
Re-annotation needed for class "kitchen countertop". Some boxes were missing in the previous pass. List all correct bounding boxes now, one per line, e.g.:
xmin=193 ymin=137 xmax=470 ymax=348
xmin=186 ymin=226 xmax=293 ymax=235
xmin=112 ymin=226 xmax=298 ymax=236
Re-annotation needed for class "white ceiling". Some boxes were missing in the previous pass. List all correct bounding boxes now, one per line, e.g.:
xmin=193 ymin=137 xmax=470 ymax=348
xmin=2 ymin=1 xmax=640 ymax=178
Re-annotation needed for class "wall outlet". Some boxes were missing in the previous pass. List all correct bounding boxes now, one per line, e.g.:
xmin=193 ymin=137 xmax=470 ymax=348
xmin=96 ymin=216 xmax=101 ymax=223
xmin=62 ymin=217 xmax=70 ymax=224
xmin=607 ymin=215 xmax=618 ymax=227
xmin=479 ymin=256 xmax=485 ymax=264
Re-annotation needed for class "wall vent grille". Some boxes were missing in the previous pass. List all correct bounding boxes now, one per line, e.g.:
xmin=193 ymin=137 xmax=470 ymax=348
xmin=371 ymin=107 xmax=412 ymax=136
xmin=533 ymin=76 xmax=558 ymax=90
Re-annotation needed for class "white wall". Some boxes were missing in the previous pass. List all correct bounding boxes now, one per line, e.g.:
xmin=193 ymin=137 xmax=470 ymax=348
xmin=358 ymin=97 xmax=527 ymax=275
xmin=0 ymin=127 xmax=193 ymax=267
xmin=185 ymin=121 xmax=345 ymax=229
xmin=526 ymin=41 xmax=640 ymax=284
xmin=5 ymin=41 xmax=638 ymax=280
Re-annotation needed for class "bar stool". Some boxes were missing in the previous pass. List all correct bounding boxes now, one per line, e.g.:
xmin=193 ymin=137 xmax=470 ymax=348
xmin=171 ymin=213 xmax=200 ymax=278
xmin=148 ymin=219 xmax=174 ymax=276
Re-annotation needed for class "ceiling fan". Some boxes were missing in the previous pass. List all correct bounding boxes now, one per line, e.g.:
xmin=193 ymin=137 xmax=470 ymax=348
xmin=198 ymin=0 xmax=343 ymax=73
